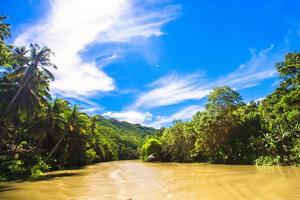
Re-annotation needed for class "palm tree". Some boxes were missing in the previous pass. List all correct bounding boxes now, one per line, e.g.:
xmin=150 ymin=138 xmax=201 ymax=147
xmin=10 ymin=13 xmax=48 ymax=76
xmin=0 ymin=16 xmax=10 ymax=41
xmin=90 ymin=115 xmax=99 ymax=135
xmin=30 ymin=98 xmax=69 ymax=154
xmin=45 ymin=105 xmax=88 ymax=162
xmin=2 ymin=44 xmax=56 ymax=116
xmin=0 ymin=16 xmax=12 ymax=67
xmin=63 ymin=105 xmax=89 ymax=166
xmin=0 ymin=44 xmax=56 ymax=151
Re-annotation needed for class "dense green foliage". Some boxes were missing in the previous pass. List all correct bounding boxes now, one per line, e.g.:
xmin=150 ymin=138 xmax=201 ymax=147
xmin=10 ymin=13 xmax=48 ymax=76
xmin=140 ymin=137 xmax=162 ymax=160
xmin=140 ymin=55 xmax=300 ymax=165
xmin=0 ymin=17 xmax=157 ymax=180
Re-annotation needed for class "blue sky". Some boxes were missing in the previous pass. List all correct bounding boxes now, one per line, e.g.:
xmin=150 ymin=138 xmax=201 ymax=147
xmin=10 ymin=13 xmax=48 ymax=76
xmin=1 ymin=0 xmax=300 ymax=127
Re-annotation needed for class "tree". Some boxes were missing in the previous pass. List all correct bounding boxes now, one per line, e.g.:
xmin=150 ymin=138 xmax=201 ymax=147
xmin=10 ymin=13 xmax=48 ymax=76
xmin=62 ymin=105 xmax=89 ymax=166
xmin=160 ymin=121 xmax=196 ymax=162
xmin=30 ymin=99 xmax=69 ymax=154
xmin=192 ymin=87 xmax=244 ymax=163
xmin=0 ymin=16 xmax=13 ymax=67
xmin=0 ymin=44 xmax=56 ymax=152
xmin=258 ymin=52 xmax=300 ymax=164
xmin=140 ymin=137 xmax=162 ymax=161
xmin=1 ymin=44 xmax=56 ymax=118
xmin=206 ymin=86 xmax=243 ymax=111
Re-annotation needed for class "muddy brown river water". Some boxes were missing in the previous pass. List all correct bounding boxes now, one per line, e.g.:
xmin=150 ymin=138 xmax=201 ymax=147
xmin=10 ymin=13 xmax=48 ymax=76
xmin=1 ymin=160 xmax=300 ymax=200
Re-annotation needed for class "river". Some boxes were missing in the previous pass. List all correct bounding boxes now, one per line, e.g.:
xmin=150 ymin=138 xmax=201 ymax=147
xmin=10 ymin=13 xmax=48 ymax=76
xmin=0 ymin=160 xmax=300 ymax=200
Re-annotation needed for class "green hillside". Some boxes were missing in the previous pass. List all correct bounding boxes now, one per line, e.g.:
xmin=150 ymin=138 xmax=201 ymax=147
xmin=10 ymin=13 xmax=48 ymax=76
xmin=96 ymin=115 xmax=159 ymax=137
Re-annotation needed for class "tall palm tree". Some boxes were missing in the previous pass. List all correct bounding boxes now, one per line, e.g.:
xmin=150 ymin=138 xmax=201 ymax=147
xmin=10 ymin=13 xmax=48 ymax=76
xmin=0 ymin=16 xmax=10 ymax=41
xmin=45 ymin=105 xmax=88 ymax=162
xmin=63 ymin=105 xmax=89 ymax=166
xmin=2 ymin=44 xmax=56 ymax=117
xmin=30 ymin=98 xmax=69 ymax=154
xmin=90 ymin=115 xmax=99 ymax=136
xmin=0 ymin=16 xmax=12 ymax=67
xmin=0 ymin=44 xmax=56 ymax=151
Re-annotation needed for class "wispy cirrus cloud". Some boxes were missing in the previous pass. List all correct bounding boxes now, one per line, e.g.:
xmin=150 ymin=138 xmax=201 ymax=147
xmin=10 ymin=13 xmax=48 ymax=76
xmin=148 ymin=105 xmax=204 ymax=128
xmin=81 ymin=107 xmax=103 ymax=115
xmin=216 ymin=45 xmax=281 ymax=89
xmin=131 ymin=45 xmax=284 ymax=109
xmin=131 ymin=73 xmax=211 ymax=109
xmin=15 ymin=0 xmax=180 ymax=98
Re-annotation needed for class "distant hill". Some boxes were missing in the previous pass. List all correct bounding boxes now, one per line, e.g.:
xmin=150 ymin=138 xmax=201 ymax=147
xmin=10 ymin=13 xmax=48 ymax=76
xmin=96 ymin=115 xmax=160 ymax=138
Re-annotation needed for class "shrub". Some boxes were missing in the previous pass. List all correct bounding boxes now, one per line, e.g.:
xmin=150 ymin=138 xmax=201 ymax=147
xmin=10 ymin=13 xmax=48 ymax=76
xmin=140 ymin=138 xmax=162 ymax=161
xmin=30 ymin=156 xmax=49 ymax=178
xmin=84 ymin=149 xmax=98 ymax=164
xmin=255 ymin=156 xmax=281 ymax=166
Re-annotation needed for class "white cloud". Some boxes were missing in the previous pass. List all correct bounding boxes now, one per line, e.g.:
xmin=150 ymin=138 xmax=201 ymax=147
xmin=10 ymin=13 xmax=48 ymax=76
xmin=102 ymin=104 xmax=203 ymax=128
xmin=96 ymin=4 xmax=179 ymax=43
xmin=131 ymin=45 xmax=283 ymax=109
xmin=102 ymin=110 xmax=153 ymax=124
xmin=15 ymin=0 xmax=180 ymax=98
xmin=253 ymin=97 xmax=266 ymax=103
xmin=216 ymin=45 xmax=281 ymax=89
xmin=171 ymin=105 xmax=204 ymax=119
xmin=131 ymin=73 xmax=211 ymax=109
xmin=81 ymin=107 xmax=103 ymax=115
xmin=148 ymin=105 xmax=204 ymax=128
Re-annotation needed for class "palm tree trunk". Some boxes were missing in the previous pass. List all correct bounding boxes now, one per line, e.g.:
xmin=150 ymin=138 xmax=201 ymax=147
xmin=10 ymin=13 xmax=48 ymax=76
xmin=45 ymin=133 xmax=66 ymax=162
xmin=0 ymin=115 xmax=12 ymax=152
xmin=2 ymin=74 xmax=32 ymax=119
xmin=35 ymin=132 xmax=46 ymax=154
xmin=0 ymin=74 xmax=32 ymax=152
